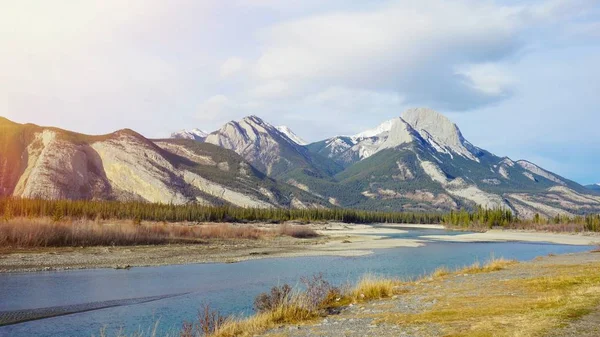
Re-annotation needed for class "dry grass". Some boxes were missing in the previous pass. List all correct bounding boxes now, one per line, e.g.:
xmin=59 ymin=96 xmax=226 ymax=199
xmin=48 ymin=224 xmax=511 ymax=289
xmin=200 ymin=257 xmax=520 ymax=337
xmin=456 ymin=257 xmax=517 ymax=274
xmin=0 ymin=218 xmax=274 ymax=248
xmin=351 ymin=275 xmax=400 ymax=302
xmin=377 ymin=261 xmax=600 ymax=337
xmin=432 ymin=266 xmax=452 ymax=278
xmin=277 ymin=224 xmax=319 ymax=238
xmin=210 ymin=296 xmax=317 ymax=337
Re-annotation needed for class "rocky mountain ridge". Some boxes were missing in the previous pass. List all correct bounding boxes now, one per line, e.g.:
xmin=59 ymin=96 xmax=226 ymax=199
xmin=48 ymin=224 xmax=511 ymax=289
xmin=0 ymin=117 xmax=322 ymax=208
xmin=2 ymin=108 xmax=599 ymax=218
xmin=176 ymin=108 xmax=600 ymax=217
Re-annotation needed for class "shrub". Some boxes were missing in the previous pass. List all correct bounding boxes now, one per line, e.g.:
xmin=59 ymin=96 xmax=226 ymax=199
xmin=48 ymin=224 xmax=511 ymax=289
xmin=180 ymin=303 xmax=227 ymax=337
xmin=300 ymin=273 xmax=341 ymax=310
xmin=277 ymin=224 xmax=319 ymax=238
xmin=253 ymin=284 xmax=293 ymax=313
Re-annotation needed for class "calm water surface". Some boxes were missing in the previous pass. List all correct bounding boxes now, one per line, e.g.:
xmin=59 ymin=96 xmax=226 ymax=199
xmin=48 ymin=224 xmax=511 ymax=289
xmin=0 ymin=227 xmax=593 ymax=337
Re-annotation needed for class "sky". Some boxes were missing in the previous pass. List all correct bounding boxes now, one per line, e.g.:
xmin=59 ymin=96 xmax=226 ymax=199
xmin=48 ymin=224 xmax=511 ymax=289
xmin=1 ymin=0 xmax=599 ymax=184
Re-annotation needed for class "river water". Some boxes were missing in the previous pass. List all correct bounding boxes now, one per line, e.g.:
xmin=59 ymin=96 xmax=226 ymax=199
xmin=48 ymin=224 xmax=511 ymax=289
xmin=0 ymin=226 xmax=593 ymax=337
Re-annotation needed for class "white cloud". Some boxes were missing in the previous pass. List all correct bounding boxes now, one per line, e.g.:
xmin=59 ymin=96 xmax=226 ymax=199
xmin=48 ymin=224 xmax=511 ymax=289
xmin=456 ymin=63 xmax=515 ymax=96
xmin=249 ymin=80 xmax=289 ymax=98
xmin=220 ymin=57 xmax=246 ymax=77
xmin=197 ymin=95 xmax=232 ymax=121
xmin=250 ymin=0 xmax=593 ymax=110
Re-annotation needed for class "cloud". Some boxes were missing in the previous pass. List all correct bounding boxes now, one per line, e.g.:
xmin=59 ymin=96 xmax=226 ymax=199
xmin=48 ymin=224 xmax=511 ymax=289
xmin=249 ymin=0 xmax=590 ymax=111
xmin=455 ymin=63 xmax=515 ymax=96
xmin=220 ymin=57 xmax=246 ymax=77
xmin=249 ymin=80 xmax=289 ymax=98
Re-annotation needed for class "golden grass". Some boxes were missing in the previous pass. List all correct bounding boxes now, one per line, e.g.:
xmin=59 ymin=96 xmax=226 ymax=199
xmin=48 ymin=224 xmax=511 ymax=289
xmin=351 ymin=274 xmax=401 ymax=302
xmin=432 ymin=266 xmax=452 ymax=278
xmin=456 ymin=257 xmax=517 ymax=274
xmin=377 ymin=261 xmax=600 ymax=337
xmin=0 ymin=217 xmax=275 ymax=248
xmin=210 ymin=296 xmax=317 ymax=337
xmin=205 ymin=258 xmax=519 ymax=337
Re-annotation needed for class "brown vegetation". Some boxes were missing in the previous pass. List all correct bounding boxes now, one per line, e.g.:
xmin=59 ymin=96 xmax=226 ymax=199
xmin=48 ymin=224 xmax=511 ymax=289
xmin=277 ymin=224 xmax=319 ymax=238
xmin=176 ymin=258 xmax=514 ymax=337
xmin=0 ymin=218 xmax=317 ymax=248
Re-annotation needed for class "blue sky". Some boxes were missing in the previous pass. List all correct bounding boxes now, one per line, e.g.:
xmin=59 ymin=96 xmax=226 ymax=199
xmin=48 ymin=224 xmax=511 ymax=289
xmin=1 ymin=0 xmax=599 ymax=184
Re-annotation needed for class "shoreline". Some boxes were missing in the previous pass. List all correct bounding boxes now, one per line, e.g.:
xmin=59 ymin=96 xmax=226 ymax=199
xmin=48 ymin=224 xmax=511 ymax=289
xmin=259 ymin=251 xmax=600 ymax=337
xmin=0 ymin=223 xmax=598 ymax=274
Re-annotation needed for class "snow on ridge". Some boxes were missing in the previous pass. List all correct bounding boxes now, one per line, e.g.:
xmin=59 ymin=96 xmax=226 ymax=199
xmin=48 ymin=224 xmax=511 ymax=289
xmin=276 ymin=125 xmax=308 ymax=145
xmin=352 ymin=118 xmax=397 ymax=139
xmin=171 ymin=128 xmax=209 ymax=140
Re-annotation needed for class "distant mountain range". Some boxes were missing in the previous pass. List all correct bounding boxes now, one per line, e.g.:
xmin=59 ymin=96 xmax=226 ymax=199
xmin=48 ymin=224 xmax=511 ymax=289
xmin=1 ymin=108 xmax=599 ymax=218
xmin=586 ymin=184 xmax=600 ymax=192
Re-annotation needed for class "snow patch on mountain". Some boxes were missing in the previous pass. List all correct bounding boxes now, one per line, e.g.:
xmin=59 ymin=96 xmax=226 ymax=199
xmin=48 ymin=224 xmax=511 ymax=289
xmin=352 ymin=119 xmax=395 ymax=139
xmin=171 ymin=128 xmax=209 ymax=141
xmin=276 ymin=125 xmax=308 ymax=145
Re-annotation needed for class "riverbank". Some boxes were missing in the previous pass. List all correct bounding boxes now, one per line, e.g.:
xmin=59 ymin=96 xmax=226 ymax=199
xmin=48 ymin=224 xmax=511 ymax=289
xmin=1 ymin=223 xmax=598 ymax=273
xmin=257 ymin=251 xmax=600 ymax=337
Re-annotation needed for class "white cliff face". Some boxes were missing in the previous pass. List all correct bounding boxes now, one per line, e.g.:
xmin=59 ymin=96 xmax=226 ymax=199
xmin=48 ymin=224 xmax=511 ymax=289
xmin=516 ymin=160 xmax=566 ymax=185
xmin=276 ymin=125 xmax=308 ymax=145
xmin=402 ymin=107 xmax=480 ymax=162
xmin=92 ymin=133 xmax=189 ymax=204
xmin=322 ymin=118 xmax=418 ymax=163
xmin=171 ymin=128 xmax=209 ymax=141
xmin=13 ymin=131 xmax=109 ymax=200
xmin=204 ymin=116 xmax=307 ymax=176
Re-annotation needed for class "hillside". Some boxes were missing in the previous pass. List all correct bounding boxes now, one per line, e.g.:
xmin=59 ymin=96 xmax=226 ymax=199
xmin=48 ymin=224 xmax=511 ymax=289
xmin=0 ymin=118 xmax=324 ymax=208
xmin=2 ymin=108 xmax=600 ymax=218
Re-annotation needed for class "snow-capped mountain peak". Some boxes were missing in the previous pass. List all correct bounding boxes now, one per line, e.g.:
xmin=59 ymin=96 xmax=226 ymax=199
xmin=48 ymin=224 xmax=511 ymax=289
xmin=352 ymin=119 xmax=396 ymax=139
xmin=276 ymin=126 xmax=308 ymax=146
xmin=171 ymin=128 xmax=209 ymax=141
xmin=401 ymin=107 xmax=481 ymax=162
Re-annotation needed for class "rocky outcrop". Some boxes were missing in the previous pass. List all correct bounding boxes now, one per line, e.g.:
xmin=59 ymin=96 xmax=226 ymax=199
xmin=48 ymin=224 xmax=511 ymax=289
xmin=0 ymin=120 xmax=323 ymax=208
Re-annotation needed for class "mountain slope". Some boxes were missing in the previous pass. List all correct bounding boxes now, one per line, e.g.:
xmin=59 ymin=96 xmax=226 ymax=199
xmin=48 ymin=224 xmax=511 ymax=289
xmin=204 ymin=116 xmax=342 ymax=179
xmin=304 ymin=108 xmax=600 ymax=216
xmin=586 ymin=184 xmax=600 ymax=193
xmin=276 ymin=126 xmax=308 ymax=145
xmin=0 ymin=117 xmax=325 ymax=208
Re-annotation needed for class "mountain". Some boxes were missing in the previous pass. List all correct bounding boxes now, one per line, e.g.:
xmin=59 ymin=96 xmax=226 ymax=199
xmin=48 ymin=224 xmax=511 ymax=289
xmin=276 ymin=126 xmax=308 ymax=146
xmin=304 ymin=108 xmax=600 ymax=216
xmin=171 ymin=128 xmax=209 ymax=141
xmin=204 ymin=115 xmax=342 ymax=179
xmin=586 ymin=184 xmax=600 ymax=192
xmin=0 ymin=117 xmax=324 ymax=208
xmin=2 ymin=109 xmax=599 ymax=218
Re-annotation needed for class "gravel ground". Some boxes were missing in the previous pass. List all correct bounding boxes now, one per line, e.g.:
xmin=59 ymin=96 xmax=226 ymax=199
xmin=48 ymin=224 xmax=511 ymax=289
xmin=260 ymin=252 xmax=600 ymax=337
xmin=0 ymin=236 xmax=327 ymax=273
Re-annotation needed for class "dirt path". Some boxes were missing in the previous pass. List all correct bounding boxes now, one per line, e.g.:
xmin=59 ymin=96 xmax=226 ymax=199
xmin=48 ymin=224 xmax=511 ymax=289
xmin=260 ymin=252 xmax=600 ymax=337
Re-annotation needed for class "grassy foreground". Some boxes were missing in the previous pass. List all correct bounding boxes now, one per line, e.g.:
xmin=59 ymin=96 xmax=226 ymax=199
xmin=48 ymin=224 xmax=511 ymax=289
xmin=195 ymin=258 xmax=518 ymax=337
xmin=198 ymin=255 xmax=600 ymax=337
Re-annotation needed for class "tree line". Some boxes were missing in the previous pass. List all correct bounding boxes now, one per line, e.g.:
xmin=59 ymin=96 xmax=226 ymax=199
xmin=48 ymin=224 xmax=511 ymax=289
xmin=444 ymin=206 xmax=600 ymax=232
xmin=0 ymin=197 xmax=444 ymax=224
xmin=2 ymin=198 xmax=598 ymax=232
